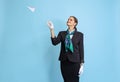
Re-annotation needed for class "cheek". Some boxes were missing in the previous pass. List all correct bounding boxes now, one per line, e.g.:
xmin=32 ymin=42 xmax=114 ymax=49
xmin=71 ymin=22 xmax=75 ymax=25
xmin=67 ymin=21 xmax=71 ymax=24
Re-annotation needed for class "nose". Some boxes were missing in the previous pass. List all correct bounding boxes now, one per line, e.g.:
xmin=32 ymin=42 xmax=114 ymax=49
xmin=67 ymin=20 xmax=69 ymax=23
xmin=67 ymin=20 xmax=70 ymax=23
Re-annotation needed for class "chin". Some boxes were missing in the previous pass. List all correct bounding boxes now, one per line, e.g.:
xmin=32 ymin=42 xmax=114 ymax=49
xmin=67 ymin=23 xmax=70 ymax=26
xmin=67 ymin=24 xmax=69 ymax=26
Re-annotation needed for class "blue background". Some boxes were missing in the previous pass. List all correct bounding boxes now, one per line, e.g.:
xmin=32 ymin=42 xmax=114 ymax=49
xmin=0 ymin=0 xmax=120 ymax=82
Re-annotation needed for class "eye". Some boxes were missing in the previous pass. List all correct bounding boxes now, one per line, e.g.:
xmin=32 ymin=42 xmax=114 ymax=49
xmin=69 ymin=19 xmax=73 ymax=21
xmin=70 ymin=19 xmax=72 ymax=21
xmin=68 ymin=18 xmax=74 ymax=22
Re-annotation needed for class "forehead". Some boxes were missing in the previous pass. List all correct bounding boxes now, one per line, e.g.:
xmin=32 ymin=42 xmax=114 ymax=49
xmin=68 ymin=17 xmax=74 ymax=20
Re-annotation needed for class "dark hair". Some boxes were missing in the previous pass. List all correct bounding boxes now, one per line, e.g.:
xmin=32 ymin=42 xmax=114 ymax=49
xmin=70 ymin=16 xmax=78 ymax=28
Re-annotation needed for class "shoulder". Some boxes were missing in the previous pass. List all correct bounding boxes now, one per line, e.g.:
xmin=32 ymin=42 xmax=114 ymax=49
xmin=59 ymin=31 xmax=66 ymax=33
xmin=75 ymin=31 xmax=84 ymax=40
xmin=76 ymin=31 xmax=84 ymax=37
xmin=58 ymin=31 xmax=67 ymax=35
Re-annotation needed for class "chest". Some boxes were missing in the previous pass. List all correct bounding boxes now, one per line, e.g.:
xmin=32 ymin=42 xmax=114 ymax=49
xmin=61 ymin=32 xmax=81 ymax=45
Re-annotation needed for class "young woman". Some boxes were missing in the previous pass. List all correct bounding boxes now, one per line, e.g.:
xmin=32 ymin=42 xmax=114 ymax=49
xmin=47 ymin=16 xmax=84 ymax=82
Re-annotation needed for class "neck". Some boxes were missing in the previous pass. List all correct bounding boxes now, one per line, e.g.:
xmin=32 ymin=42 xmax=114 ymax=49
xmin=68 ymin=26 xmax=75 ymax=32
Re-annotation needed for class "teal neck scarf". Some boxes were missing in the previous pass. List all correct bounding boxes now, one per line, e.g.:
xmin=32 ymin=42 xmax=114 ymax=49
xmin=65 ymin=29 xmax=75 ymax=53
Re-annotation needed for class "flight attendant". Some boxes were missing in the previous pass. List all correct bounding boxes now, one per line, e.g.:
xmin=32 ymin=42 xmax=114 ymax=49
xmin=47 ymin=16 xmax=84 ymax=82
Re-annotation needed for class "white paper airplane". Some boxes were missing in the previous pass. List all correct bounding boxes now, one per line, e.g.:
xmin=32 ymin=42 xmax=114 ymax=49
xmin=27 ymin=6 xmax=35 ymax=12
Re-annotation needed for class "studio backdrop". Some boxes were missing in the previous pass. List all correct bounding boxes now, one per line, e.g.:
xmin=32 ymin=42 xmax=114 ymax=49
xmin=0 ymin=0 xmax=120 ymax=82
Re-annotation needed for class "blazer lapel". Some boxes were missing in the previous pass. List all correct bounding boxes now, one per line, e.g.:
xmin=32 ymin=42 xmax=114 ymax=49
xmin=62 ymin=31 xmax=67 ymax=41
xmin=71 ymin=30 xmax=77 ymax=42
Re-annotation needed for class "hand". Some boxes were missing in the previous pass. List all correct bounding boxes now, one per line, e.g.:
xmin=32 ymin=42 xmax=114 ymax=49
xmin=79 ymin=63 xmax=84 ymax=75
xmin=47 ymin=21 xmax=54 ymax=29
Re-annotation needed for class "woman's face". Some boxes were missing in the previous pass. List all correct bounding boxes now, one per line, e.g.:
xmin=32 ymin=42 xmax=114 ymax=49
xmin=67 ymin=17 xmax=76 ymax=27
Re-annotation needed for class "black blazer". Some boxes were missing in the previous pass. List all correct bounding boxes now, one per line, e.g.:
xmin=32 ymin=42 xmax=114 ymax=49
xmin=51 ymin=29 xmax=84 ymax=63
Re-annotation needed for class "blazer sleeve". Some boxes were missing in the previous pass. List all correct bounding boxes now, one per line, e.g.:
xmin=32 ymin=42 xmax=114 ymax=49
xmin=79 ymin=33 xmax=84 ymax=63
xmin=51 ymin=32 xmax=61 ymax=45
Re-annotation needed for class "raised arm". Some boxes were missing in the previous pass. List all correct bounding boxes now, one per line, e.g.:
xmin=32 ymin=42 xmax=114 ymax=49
xmin=47 ymin=21 xmax=61 ymax=45
xmin=47 ymin=21 xmax=55 ymax=38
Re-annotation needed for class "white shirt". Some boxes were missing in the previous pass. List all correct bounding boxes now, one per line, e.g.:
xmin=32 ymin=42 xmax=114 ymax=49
xmin=69 ymin=29 xmax=75 ymax=39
